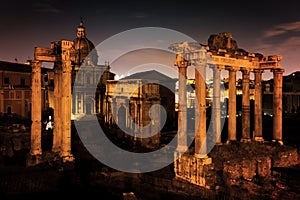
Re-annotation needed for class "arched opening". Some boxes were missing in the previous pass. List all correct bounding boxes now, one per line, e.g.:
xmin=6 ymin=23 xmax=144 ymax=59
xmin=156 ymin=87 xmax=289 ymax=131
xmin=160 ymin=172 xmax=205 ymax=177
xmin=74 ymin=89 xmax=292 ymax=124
xmin=7 ymin=106 xmax=12 ymax=115
xmin=118 ymin=105 xmax=126 ymax=130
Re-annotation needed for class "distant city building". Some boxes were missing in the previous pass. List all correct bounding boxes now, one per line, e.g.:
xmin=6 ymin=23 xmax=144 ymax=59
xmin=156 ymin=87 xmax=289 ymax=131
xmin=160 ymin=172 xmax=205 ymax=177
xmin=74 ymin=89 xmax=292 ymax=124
xmin=43 ymin=20 xmax=115 ymax=121
xmin=0 ymin=60 xmax=49 ymax=119
xmin=263 ymin=71 xmax=300 ymax=115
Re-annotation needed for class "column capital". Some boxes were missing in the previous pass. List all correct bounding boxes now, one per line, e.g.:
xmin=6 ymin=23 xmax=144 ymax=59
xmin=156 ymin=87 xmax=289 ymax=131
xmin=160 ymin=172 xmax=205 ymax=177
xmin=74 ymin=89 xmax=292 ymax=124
xmin=54 ymin=62 xmax=62 ymax=73
xmin=174 ymin=54 xmax=191 ymax=68
xmin=31 ymin=60 xmax=42 ymax=66
xmin=240 ymin=67 xmax=250 ymax=74
xmin=272 ymin=68 xmax=285 ymax=74
xmin=225 ymin=66 xmax=237 ymax=72
xmin=62 ymin=60 xmax=72 ymax=73
xmin=254 ymin=68 xmax=264 ymax=74
xmin=31 ymin=60 xmax=42 ymax=72
xmin=209 ymin=64 xmax=223 ymax=71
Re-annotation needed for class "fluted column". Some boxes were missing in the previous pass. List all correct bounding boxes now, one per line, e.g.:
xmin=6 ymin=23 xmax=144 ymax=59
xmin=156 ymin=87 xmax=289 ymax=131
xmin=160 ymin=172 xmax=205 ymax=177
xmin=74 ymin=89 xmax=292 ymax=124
xmin=272 ymin=68 xmax=284 ymax=145
xmin=226 ymin=67 xmax=237 ymax=142
xmin=52 ymin=62 xmax=62 ymax=153
xmin=254 ymin=69 xmax=264 ymax=142
xmin=195 ymin=60 xmax=207 ymax=157
xmin=241 ymin=69 xmax=251 ymax=142
xmin=174 ymin=54 xmax=190 ymax=153
xmin=60 ymin=54 xmax=74 ymax=161
xmin=30 ymin=60 xmax=42 ymax=156
xmin=211 ymin=65 xmax=222 ymax=144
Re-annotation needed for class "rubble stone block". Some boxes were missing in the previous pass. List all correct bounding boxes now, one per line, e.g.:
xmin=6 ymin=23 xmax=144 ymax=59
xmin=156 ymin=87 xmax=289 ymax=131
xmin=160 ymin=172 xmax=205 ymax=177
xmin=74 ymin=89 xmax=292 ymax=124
xmin=12 ymin=137 xmax=22 ymax=151
xmin=273 ymin=148 xmax=299 ymax=167
xmin=257 ymin=156 xmax=271 ymax=178
xmin=241 ymin=159 xmax=256 ymax=181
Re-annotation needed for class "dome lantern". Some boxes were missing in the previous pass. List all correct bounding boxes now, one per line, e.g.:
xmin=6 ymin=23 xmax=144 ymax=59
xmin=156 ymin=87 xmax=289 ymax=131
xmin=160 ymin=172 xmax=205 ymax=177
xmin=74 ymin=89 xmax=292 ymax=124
xmin=72 ymin=18 xmax=98 ymax=66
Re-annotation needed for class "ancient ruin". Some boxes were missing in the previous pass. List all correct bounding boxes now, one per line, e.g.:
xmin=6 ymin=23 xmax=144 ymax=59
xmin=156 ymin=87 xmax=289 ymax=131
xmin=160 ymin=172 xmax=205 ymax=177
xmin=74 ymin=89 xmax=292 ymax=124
xmin=26 ymin=20 xmax=112 ymax=166
xmin=24 ymin=25 xmax=300 ymax=198
xmin=169 ymin=32 xmax=286 ymax=188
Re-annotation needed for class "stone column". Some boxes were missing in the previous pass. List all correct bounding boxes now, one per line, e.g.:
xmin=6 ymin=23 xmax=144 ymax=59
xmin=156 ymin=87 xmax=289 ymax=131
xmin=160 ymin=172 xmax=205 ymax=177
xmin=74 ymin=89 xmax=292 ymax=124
xmin=60 ymin=54 xmax=74 ymax=162
xmin=98 ymin=93 xmax=101 ymax=114
xmin=226 ymin=67 xmax=237 ymax=142
xmin=272 ymin=68 xmax=284 ymax=145
xmin=52 ymin=62 xmax=62 ymax=153
xmin=254 ymin=69 xmax=264 ymax=142
xmin=195 ymin=60 xmax=207 ymax=156
xmin=241 ymin=69 xmax=251 ymax=142
xmin=211 ymin=65 xmax=222 ymax=144
xmin=27 ymin=60 xmax=42 ymax=166
xmin=174 ymin=54 xmax=190 ymax=153
xmin=81 ymin=93 xmax=84 ymax=113
xmin=75 ymin=93 xmax=78 ymax=114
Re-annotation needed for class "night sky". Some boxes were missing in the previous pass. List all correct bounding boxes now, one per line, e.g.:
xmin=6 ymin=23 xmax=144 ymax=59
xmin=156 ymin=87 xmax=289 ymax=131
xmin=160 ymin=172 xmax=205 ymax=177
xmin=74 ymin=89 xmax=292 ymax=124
xmin=1 ymin=0 xmax=300 ymax=79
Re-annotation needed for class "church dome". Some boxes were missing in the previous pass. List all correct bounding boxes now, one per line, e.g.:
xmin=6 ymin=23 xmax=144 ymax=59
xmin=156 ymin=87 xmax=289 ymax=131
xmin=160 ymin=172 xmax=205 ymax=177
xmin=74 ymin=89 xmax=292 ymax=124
xmin=73 ymin=19 xmax=98 ymax=66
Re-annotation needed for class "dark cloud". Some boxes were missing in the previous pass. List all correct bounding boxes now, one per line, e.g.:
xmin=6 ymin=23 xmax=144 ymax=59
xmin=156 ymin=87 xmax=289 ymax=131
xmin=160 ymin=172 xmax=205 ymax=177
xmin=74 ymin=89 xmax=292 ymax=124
xmin=32 ymin=0 xmax=60 ymax=13
xmin=263 ymin=21 xmax=300 ymax=38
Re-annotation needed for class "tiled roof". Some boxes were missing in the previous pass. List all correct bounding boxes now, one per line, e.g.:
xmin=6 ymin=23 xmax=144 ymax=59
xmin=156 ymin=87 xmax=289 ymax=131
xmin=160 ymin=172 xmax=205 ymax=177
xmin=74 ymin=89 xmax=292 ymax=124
xmin=0 ymin=60 xmax=52 ymax=74
xmin=0 ymin=61 xmax=31 ymax=73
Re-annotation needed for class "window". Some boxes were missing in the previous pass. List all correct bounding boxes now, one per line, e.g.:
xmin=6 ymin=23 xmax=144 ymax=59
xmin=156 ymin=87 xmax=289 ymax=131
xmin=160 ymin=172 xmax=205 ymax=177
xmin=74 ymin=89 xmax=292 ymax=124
xmin=25 ymin=91 xmax=30 ymax=99
xmin=16 ymin=91 xmax=21 ymax=99
xmin=4 ymin=91 xmax=9 ymax=99
xmin=20 ymin=78 xmax=25 ymax=85
xmin=10 ymin=92 xmax=14 ymax=99
xmin=4 ymin=77 xmax=9 ymax=84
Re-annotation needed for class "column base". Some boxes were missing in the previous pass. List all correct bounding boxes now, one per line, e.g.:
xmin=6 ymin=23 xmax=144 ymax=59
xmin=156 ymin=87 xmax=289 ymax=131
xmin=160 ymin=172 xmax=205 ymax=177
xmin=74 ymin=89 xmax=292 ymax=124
xmin=272 ymin=140 xmax=284 ymax=146
xmin=26 ymin=153 xmax=43 ymax=167
xmin=254 ymin=137 xmax=264 ymax=143
xmin=176 ymin=145 xmax=188 ymax=154
xmin=51 ymin=147 xmax=61 ymax=154
xmin=60 ymin=151 xmax=75 ymax=163
xmin=194 ymin=154 xmax=212 ymax=164
xmin=225 ymin=140 xmax=237 ymax=145
xmin=240 ymin=138 xmax=251 ymax=143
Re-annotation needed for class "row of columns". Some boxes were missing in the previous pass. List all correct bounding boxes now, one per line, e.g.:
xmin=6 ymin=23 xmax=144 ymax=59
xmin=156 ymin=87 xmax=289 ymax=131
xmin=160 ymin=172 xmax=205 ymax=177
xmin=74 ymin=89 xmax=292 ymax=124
xmin=175 ymin=55 xmax=284 ymax=158
xmin=27 ymin=58 xmax=74 ymax=166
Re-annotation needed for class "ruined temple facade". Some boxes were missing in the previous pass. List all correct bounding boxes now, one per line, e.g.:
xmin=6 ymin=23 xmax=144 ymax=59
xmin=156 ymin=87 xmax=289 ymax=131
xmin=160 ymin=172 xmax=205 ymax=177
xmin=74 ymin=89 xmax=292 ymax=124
xmin=27 ymin=20 xmax=114 ymax=166
xmin=170 ymin=32 xmax=285 ymax=188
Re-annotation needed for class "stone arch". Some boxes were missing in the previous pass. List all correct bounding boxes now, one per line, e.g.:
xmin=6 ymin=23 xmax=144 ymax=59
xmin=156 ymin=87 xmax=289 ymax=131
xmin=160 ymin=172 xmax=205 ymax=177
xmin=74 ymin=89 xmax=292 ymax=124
xmin=118 ymin=105 xmax=126 ymax=130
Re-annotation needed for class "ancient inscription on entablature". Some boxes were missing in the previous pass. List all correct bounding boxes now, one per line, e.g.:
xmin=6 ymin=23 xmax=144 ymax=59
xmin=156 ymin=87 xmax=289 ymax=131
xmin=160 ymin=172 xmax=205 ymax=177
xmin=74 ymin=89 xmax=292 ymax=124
xmin=259 ymin=55 xmax=282 ymax=69
xmin=210 ymin=55 xmax=258 ymax=69
xmin=34 ymin=47 xmax=57 ymax=62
